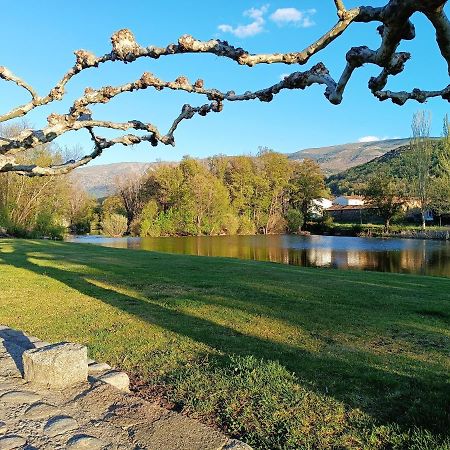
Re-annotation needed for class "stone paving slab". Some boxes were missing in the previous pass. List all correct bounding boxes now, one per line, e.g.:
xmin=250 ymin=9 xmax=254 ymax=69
xmin=0 ymin=326 xmax=252 ymax=450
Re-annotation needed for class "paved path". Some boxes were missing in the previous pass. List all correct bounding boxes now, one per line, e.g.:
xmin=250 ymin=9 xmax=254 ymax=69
xmin=0 ymin=326 xmax=250 ymax=450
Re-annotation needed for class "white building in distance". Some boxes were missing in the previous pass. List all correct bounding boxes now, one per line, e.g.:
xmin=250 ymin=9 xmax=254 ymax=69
xmin=333 ymin=195 xmax=365 ymax=206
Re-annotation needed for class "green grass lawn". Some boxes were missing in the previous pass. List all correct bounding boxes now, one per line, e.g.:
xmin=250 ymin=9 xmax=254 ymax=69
xmin=0 ymin=239 xmax=449 ymax=449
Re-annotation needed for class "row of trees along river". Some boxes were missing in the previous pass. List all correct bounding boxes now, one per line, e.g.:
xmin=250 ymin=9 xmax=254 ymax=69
xmin=0 ymin=113 xmax=450 ymax=239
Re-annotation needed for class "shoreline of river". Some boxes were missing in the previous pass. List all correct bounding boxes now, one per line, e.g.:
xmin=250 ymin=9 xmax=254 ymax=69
xmin=307 ymin=224 xmax=450 ymax=241
xmin=67 ymin=233 xmax=450 ymax=277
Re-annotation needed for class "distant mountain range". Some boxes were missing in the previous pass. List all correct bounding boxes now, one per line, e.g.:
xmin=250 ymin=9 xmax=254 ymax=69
xmin=288 ymin=138 xmax=411 ymax=175
xmin=70 ymin=162 xmax=155 ymax=198
xmin=72 ymin=139 xmax=412 ymax=198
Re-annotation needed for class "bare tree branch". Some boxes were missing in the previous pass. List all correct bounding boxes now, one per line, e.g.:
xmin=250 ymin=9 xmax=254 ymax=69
xmin=374 ymin=85 xmax=450 ymax=105
xmin=334 ymin=0 xmax=347 ymax=18
xmin=0 ymin=0 xmax=448 ymax=175
xmin=0 ymin=67 xmax=38 ymax=100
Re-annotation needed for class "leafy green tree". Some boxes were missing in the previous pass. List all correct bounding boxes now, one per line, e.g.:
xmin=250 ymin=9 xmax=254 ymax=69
xmin=101 ymin=195 xmax=126 ymax=217
xmin=178 ymin=158 xmax=233 ymax=235
xmin=363 ymin=172 xmax=406 ymax=232
xmin=430 ymin=178 xmax=450 ymax=226
xmin=34 ymin=211 xmax=66 ymax=240
xmin=115 ymin=172 xmax=149 ymax=232
xmin=430 ymin=117 xmax=450 ymax=226
xmin=238 ymin=216 xmax=257 ymax=235
xmin=208 ymin=155 xmax=230 ymax=182
xmin=222 ymin=213 xmax=240 ymax=235
xmin=145 ymin=164 xmax=183 ymax=212
xmin=289 ymin=159 xmax=329 ymax=228
xmin=286 ymin=209 xmax=304 ymax=233
xmin=225 ymin=156 xmax=257 ymax=219
xmin=101 ymin=213 xmax=128 ymax=237
xmin=257 ymin=149 xmax=292 ymax=234
xmin=139 ymin=200 xmax=161 ymax=237
xmin=138 ymin=158 xmax=235 ymax=236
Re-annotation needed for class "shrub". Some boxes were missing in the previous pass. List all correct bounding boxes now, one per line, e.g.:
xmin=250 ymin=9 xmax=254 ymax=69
xmin=221 ymin=212 xmax=240 ymax=235
xmin=101 ymin=213 xmax=128 ymax=237
xmin=139 ymin=200 xmax=161 ymax=237
xmin=34 ymin=212 xmax=65 ymax=239
xmin=285 ymin=208 xmax=304 ymax=233
xmin=351 ymin=223 xmax=363 ymax=235
xmin=70 ymin=218 xmax=91 ymax=235
xmin=157 ymin=209 xmax=180 ymax=236
xmin=308 ymin=214 xmax=334 ymax=234
xmin=238 ymin=216 xmax=256 ymax=235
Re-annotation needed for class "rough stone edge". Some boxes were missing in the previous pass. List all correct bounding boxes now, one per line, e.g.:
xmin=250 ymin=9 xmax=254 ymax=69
xmin=222 ymin=439 xmax=253 ymax=449
xmin=0 ymin=325 xmax=252 ymax=448
xmin=0 ymin=325 xmax=130 ymax=392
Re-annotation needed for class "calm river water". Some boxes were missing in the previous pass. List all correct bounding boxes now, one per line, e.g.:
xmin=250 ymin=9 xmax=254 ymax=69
xmin=68 ymin=234 xmax=450 ymax=277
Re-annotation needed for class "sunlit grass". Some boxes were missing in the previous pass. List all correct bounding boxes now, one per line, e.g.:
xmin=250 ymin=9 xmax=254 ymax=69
xmin=0 ymin=239 xmax=449 ymax=449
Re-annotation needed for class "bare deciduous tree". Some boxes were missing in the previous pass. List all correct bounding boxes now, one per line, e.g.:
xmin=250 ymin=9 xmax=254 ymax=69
xmin=0 ymin=0 xmax=449 ymax=176
xmin=408 ymin=111 xmax=434 ymax=230
xmin=115 ymin=173 xmax=148 ymax=232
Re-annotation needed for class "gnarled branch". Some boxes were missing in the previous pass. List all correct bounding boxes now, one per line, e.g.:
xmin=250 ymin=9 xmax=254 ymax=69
xmin=0 ymin=0 xmax=448 ymax=175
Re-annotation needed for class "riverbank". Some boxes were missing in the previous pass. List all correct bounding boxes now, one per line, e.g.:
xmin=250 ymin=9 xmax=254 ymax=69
xmin=68 ymin=233 xmax=450 ymax=277
xmin=375 ymin=229 xmax=450 ymax=240
xmin=312 ymin=223 xmax=450 ymax=240
xmin=0 ymin=239 xmax=449 ymax=449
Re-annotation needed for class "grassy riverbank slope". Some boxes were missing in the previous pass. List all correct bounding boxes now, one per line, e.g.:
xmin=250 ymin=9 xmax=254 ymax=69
xmin=0 ymin=240 xmax=449 ymax=449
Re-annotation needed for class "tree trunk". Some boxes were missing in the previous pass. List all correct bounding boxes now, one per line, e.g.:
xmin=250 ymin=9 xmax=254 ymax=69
xmin=301 ymin=202 xmax=308 ymax=230
xmin=127 ymin=215 xmax=133 ymax=232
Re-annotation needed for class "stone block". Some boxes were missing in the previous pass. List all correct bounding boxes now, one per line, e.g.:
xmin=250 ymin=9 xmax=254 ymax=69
xmin=23 ymin=343 xmax=87 ymax=388
xmin=96 ymin=370 xmax=130 ymax=392
xmin=32 ymin=341 xmax=51 ymax=349
xmin=0 ymin=435 xmax=27 ymax=449
xmin=24 ymin=402 xmax=59 ymax=420
xmin=66 ymin=434 xmax=106 ymax=449
xmin=0 ymin=390 xmax=40 ymax=404
xmin=223 ymin=439 xmax=253 ymax=449
xmin=44 ymin=415 xmax=78 ymax=437
xmin=88 ymin=362 xmax=111 ymax=373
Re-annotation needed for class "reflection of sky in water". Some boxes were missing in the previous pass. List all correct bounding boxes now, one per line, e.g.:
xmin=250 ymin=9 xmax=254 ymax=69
xmin=68 ymin=234 xmax=450 ymax=277
xmin=282 ymin=235 xmax=436 ymax=252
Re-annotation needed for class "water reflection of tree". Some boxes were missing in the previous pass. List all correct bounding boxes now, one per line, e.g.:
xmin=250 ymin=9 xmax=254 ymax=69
xmin=93 ymin=235 xmax=450 ymax=277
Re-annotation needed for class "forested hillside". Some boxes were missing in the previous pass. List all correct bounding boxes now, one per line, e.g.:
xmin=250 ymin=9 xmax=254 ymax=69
xmin=327 ymin=141 xmax=441 ymax=195
xmin=288 ymin=138 xmax=410 ymax=174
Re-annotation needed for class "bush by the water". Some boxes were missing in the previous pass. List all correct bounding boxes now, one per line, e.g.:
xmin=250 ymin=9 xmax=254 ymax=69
xmin=101 ymin=214 xmax=128 ymax=237
xmin=286 ymin=209 xmax=304 ymax=233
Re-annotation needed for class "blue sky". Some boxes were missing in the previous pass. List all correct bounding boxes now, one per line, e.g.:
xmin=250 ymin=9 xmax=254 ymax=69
xmin=0 ymin=1 xmax=449 ymax=165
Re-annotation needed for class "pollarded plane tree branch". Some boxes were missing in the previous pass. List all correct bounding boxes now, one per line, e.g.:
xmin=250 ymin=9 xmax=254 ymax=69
xmin=0 ymin=0 xmax=449 ymax=176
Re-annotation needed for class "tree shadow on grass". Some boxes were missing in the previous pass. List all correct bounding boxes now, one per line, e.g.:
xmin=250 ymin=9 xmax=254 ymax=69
xmin=0 ymin=328 xmax=35 ymax=375
xmin=0 ymin=239 xmax=449 ymax=437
